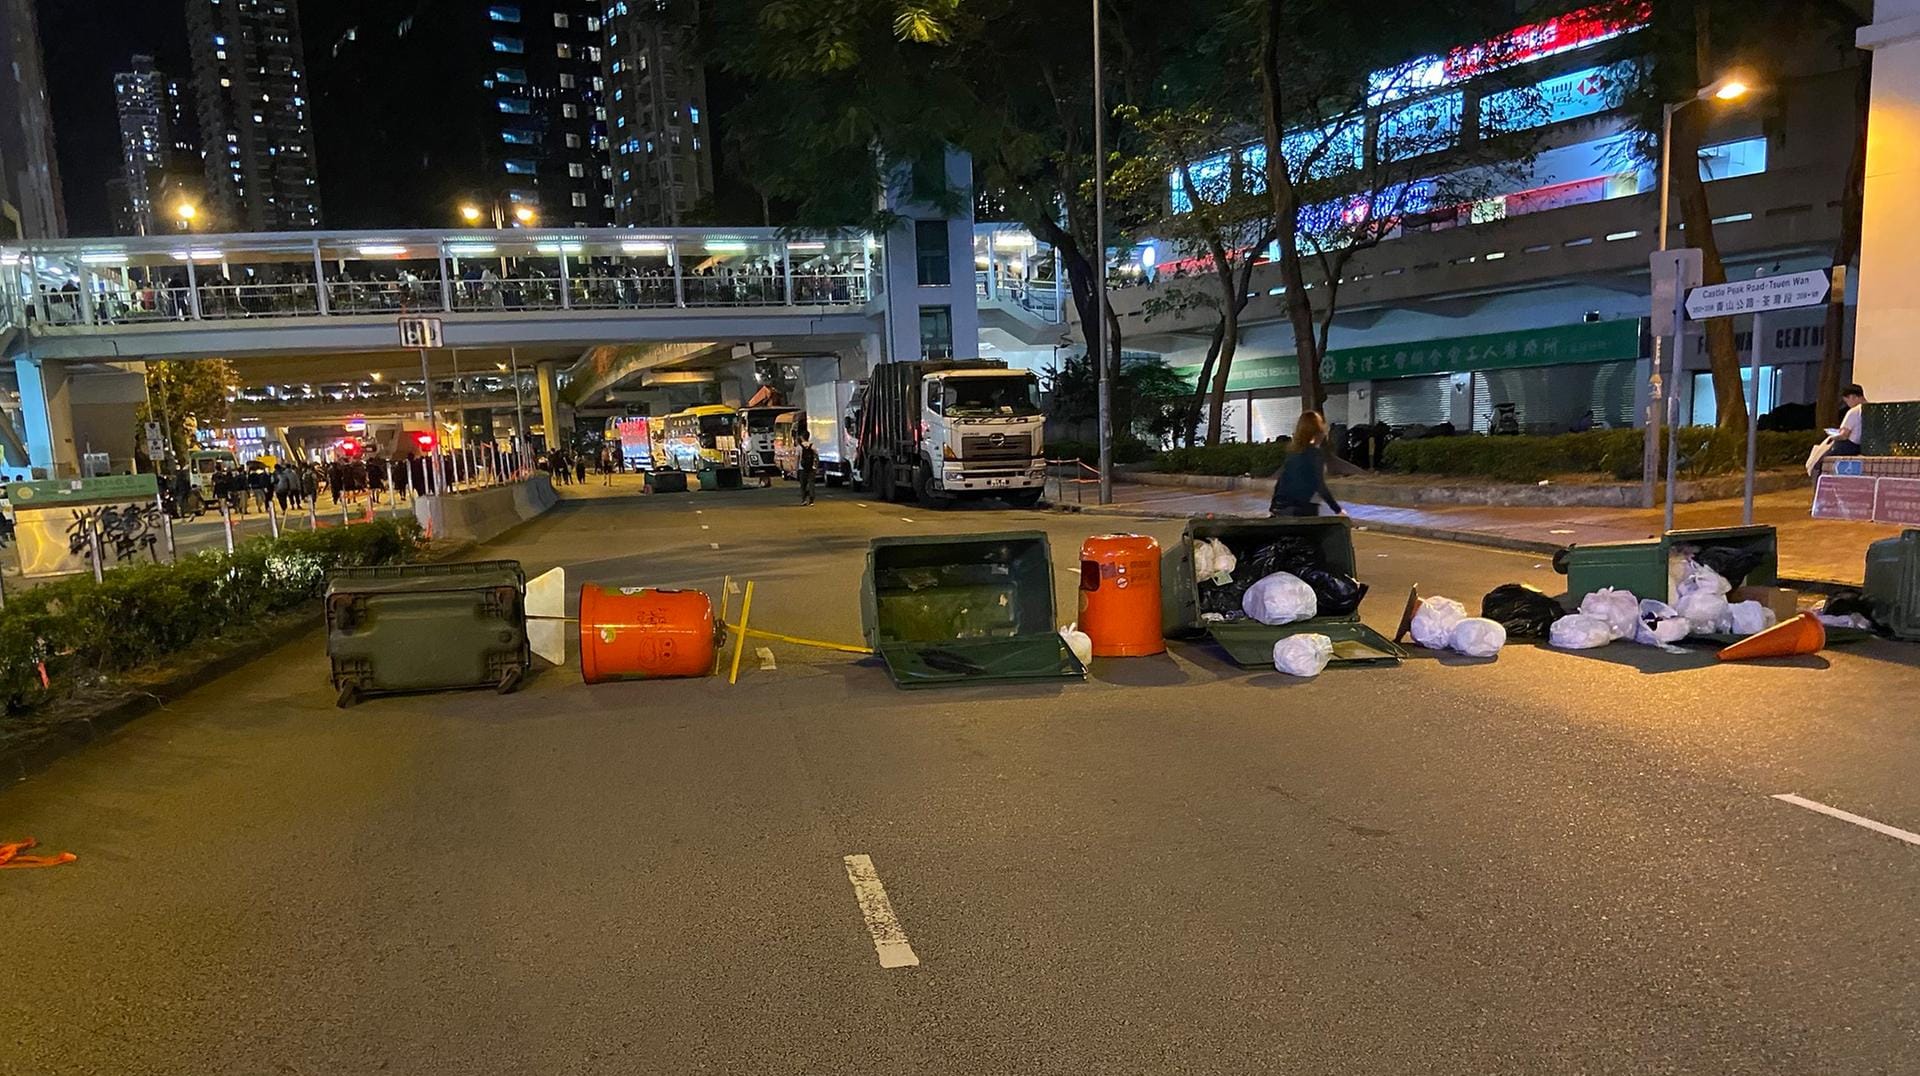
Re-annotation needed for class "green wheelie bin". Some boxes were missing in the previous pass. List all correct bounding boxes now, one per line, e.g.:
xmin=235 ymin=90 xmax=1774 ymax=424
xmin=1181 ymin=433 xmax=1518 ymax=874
xmin=1863 ymin=529 xmax=1920 ymax=641
xmin=325 ymin=560 xmax=531 ymax=707
xmin=861 ymin=530 xmax=1087 ymax=689
xmin=1558 ymin=525 xmax=1779 ymax=605
xmin=1161 ymin=516 xmax=1405 ymax=668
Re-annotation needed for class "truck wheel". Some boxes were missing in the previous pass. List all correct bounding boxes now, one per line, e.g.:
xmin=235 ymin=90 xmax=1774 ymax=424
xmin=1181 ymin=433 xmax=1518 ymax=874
xmin=1005 ymin=488 xmax=1044 ymax=509
xmin=915 ymin=463 xmax=951 ymax=510
xmin=868 ymin=458 xmax=892 ymax=501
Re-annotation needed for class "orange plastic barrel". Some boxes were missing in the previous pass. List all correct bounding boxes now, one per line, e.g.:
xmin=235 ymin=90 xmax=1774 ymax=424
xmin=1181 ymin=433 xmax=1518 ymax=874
xmin=1077 ymin=534 xmax=1165 ymax=657
xmin=578 ymin=584 xmax=716 ymax=683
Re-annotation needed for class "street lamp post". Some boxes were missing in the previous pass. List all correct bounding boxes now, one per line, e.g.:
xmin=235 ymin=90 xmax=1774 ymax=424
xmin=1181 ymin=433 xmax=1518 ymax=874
xmin=1092 ymin=0 xmax=1112 ymax=506
xmin=1649 ymin=74 xmax=1752 ymax=530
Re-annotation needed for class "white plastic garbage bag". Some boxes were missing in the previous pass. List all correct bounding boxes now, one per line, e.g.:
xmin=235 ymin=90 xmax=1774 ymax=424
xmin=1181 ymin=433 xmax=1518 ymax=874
xmin=1272 ymin=633 xmax=1334 ymax=677
xmin=1579 ymin=587 xmax=1641 ymax=641
xmin=1194 ymin=538 xmax=1237 ymax=586
xmin=1448 ymin=617 xmax=1507 ymax=658
xmin=1058 ymin=623 xmax=1094 ymax=666
xmin=1549 ymin=613 xmax=1615 ymax=650
xmin=1727 ymin=600 xmax=1777 ymax=637
xmin=1676 ymin=564 xmax=1732 ymax=601
xmin=1243 ymin=572 xmax=1317 ymax=625
xmin=1634 ymin=598 xmax=1691 ymax=646
xmin=1410 ymin=596 xmax=1469 ymax=650
xmin=1675 ymin=590 xmax=1733 ymax=634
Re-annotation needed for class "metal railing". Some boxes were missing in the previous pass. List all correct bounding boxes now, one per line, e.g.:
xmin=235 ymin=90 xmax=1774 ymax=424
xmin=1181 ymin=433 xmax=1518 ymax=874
xmin=1045 ymin=458 xmax=1102 ymax=506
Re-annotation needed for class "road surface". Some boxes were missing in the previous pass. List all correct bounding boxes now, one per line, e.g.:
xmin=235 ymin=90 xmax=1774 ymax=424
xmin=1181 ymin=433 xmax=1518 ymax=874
xmin=4 ymin=482 xmax=1918 ymax=1074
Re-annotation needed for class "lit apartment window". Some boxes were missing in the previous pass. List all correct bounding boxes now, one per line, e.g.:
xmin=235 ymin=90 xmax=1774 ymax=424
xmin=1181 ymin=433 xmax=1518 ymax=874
xmin=492 ymin=36 xmax=524 ymax=53
xmin=553 ymin=12 xmax=570 ymax=27
xmin=562 ymin=103 xmax=579 ymax=119
xmin=505 ymin=158 xmax=537 ymax=175
xmin=565 ymin=133 xmax=584 ymax=148
xmin=558 ymin=72 xmax=576 ymax=89
xmin=572 ymin=192 xmax=589 ymax=207
xmin=489 ymin=4 xmax=520 ymax=21
xmin=556 ymin=43 xmax=573 ymax=59
xmin=587 ymin=46 xmax=601 ymax=62
xmin=497 ymin=68 xmax=527 ymax=84
xmin=568 ymin=162 xmax=586 ymax=178
xmin=689 ymin=105 xmax=700 ymax=125
xmin=499 ymin=98 xmax=532 ymax=114
xmin=600 ymin=165 xmax=613 ymax=179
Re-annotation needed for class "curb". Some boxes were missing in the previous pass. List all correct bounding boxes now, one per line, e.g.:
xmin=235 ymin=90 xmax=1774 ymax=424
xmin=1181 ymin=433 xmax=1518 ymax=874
xmin=0 ymin=538 xmax=474 ymax=787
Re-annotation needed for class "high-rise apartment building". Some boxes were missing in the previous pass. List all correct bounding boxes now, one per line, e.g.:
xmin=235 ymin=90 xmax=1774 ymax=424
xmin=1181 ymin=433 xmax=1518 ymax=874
xmin=113 ymin=55 xmax=198 ymax=236
xmin=602 ymin=0 xmax=713 ymax=226
xmin=312 ymin=0 xmax=613 ymax=228
xmin=0 ymin=0 xmax=66 ymax=239
xmin=185 ymin=0 xmax=321 ymax=231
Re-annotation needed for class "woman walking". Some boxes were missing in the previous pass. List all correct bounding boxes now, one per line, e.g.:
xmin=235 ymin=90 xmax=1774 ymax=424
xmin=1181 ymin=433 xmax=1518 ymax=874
xmin=1269 ymin=411 xmax=1344 ymax=517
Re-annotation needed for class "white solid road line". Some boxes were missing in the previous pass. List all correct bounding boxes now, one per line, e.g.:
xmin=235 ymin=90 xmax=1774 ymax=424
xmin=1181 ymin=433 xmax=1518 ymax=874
xmin=1772 ymin=793 xmax=1920 ymax=847
xmin=899 ymin=517 xmax=915 ymax=523
xmin=842 ymin=854 xmax=920 ymax=969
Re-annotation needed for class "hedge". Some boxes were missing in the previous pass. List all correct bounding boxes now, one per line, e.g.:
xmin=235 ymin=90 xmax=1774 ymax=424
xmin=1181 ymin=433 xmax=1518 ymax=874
xmin=1146 ymin=442 xmax=1292 ymax=477
xmin=0 ymin=517 xmax=421 ymax=715
xmin=1047 ymin=437 xmax=1157 ymax=467
xmin=1380 ymin=428 xmax=1821 ymax=483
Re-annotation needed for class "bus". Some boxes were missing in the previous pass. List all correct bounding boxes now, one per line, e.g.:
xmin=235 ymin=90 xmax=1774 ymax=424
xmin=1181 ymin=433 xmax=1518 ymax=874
xmin=605 ymin=416 xmax=654 ymax=470
xmin=657 ymin=405 xmax=741 ymax=473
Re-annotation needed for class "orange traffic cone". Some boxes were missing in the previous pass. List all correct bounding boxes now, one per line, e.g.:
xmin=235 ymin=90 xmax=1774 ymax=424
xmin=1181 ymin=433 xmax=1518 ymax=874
xmin=1717 ymin=611 xmax=1826 ymax=662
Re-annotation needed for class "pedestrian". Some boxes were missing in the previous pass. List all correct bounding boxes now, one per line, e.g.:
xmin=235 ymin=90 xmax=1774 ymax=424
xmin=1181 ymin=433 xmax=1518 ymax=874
xmin=798 ymin=434 xmax=817 ymax=506
xmin=1832 ymin=383 xmax=1868 ymax=457
xmin=1268 ymin=411 xmax=1344 ymax=518
xmin=300 ymin=463 xmax=318 ymax=507
xmin=275 ymin=464 xmax=296 ymax=511
xmin=574 ymin=454 xmax=587 ymax=485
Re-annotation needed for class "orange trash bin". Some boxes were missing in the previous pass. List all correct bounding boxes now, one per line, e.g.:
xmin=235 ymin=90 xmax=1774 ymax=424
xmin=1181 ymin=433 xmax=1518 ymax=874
xmin=1077 ymin=534 xmax=1165 ymax=657
xmin=578 ymin=584 xmax=717 ymax=683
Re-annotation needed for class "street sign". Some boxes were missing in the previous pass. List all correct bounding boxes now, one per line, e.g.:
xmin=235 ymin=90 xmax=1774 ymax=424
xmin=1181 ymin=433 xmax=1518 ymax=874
xmin=1685 ymin=270 xmax=1831 ymax=321
xmin=399 ymin=316 xmax=444 ymax=349
xmin=1649 ymin=249 xmax=1703 ymax=337
xmin=144 ymin=420 xmax=168 ymax=460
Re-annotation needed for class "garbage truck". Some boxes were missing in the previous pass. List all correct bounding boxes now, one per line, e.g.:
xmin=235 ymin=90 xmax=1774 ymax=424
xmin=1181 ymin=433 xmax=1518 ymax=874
xmin=855 ymin=359 xmax=1046 ymax=508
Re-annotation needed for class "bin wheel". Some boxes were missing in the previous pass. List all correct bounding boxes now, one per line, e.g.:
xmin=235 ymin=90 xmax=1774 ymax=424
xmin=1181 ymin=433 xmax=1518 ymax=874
xmin=497 ymin=667 xmax=524 ymax=695
xmin=335 ymin=683 xmax=360 ymax=709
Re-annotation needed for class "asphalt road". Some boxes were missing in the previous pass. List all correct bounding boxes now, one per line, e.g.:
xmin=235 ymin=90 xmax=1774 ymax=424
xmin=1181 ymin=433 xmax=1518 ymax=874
xmin=5 ymin=480 xmax=1919 ymax=1075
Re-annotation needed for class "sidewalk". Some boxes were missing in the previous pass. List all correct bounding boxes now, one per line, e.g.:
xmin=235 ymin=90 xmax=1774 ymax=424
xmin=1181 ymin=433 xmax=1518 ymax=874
xmin=1065 ymin=481 xmax=1902 ymax=587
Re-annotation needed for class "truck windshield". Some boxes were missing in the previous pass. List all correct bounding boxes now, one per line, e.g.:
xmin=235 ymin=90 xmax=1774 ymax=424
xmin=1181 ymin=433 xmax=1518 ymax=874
xmin=697 ymin=415 xmax=736 ymax=438
xmin=745 ymin=411 xmax=780 ymax=431
xmin=942 ymin=377 xmax=1041 ymax=417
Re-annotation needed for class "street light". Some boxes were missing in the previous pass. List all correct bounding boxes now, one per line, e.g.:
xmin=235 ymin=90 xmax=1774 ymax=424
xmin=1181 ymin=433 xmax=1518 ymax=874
xmin=458 ymin=201 xmax=537 ymax=228
xmin=513 ymin=205 xmax=536 ymax=226
xmin=176 ymin=201 xmax=198 ymax=231
xmin=459 ymin=204 xmax=484 ymax=224
xmin=1649 ymin=72 xmax=1758 ymax=528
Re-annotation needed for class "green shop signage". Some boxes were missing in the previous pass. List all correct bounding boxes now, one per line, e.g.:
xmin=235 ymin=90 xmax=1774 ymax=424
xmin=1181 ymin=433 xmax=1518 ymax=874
xmin=7 ymin=473 xmax=159 ymax=505
xmin=1174 ymin=319 xmax=1642 ymax=393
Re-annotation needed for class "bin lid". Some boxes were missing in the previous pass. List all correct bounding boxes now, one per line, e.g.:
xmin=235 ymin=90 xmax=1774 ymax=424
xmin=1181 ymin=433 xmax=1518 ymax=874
xmin=876 ymin=635 xmax=1087 ymax=688
xmin=1203 ymin=619 xmax=1406 ymax=668
xmin=327 ymin=559 xmax=524 ymax=597
xmin=863 ymin=530 xmax=1084 ymax=687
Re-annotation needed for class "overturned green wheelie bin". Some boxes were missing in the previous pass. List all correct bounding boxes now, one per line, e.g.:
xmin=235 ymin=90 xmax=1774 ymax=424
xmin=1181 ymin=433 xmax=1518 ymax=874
xmin=861 ymin=531 xmax=1087 ymax=689
xmin=1557 ymin=525 xmax=1779 ymax=605
xmin=1161 ymin=516 xmax=1405 ymax=668
xmin=325 ymin=560 xmax=532 ymax=707
xmin=1864 ymin=529 xmax=1920 ymax=641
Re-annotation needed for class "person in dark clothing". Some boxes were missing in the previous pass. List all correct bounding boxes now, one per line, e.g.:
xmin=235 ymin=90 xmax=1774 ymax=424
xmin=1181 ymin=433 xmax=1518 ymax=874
xmin=798 ymin=436 xmax=818 ymax=506
xmin=574 ymin=455 xmax=587 ymax=485
xmin=1269 ymin=410 xmax=1343 ymax=517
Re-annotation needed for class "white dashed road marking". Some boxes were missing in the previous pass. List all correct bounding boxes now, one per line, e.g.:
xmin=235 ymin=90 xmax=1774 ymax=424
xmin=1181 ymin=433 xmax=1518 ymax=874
xmin=1772 ymin=793 xmax=1920 ymax=848
xmin=843 ymin=854 xmax=919 ymax=969
xmin=899 ymin=517 xmax=915 ymax=524
xmin=709 ymin=542 xmax=720 ymax=550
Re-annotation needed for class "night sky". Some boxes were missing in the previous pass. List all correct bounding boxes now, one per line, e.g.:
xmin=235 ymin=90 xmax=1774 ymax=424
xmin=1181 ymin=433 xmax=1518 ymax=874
xmin=38 ymin=0 xmax=189 ymax=238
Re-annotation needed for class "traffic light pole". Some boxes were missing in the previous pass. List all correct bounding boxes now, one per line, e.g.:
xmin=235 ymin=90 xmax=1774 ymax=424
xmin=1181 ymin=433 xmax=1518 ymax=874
xmin=419 ymin=347 xmax=441 ymax=494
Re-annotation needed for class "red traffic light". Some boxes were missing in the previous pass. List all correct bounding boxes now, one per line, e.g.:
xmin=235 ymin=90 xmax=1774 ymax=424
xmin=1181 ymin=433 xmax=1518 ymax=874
xmin=337 ymin=437 xmax=362 ymax=457
xmin=412 ymin=432 xmax=436 ymax=451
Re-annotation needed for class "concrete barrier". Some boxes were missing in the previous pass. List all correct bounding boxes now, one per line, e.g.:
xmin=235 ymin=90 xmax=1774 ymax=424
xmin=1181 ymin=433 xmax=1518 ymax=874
xmin=413 ymin=475 xmax=558 ymax=544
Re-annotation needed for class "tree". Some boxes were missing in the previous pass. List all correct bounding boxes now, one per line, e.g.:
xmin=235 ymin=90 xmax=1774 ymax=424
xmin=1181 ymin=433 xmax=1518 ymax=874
xmin=135 ymin=360 xmax=235 ymax=470
xmin=1251 ymin=0 xmax=1541 ymax=412
xmin=708 ymin=0 xmax=1193 ymax=387
xmin=1043 ymin=353 xmax=1190 ymax=447
xmin=1110 ymin=104 xmax=1278 ymax=446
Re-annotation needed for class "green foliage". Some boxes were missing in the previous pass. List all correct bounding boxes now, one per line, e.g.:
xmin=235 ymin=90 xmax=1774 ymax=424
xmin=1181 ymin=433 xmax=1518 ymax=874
xmin=1044 ymin=355 xmax=1193 ymax=443
xmin=1380 ymin=429 xmax=1820 ymax=483
xmin=1046 ymin=438 xmax=1157 ymax=467
xmin=0 ymin=518 xmax=421 ymax=716
xmin=1151 ymin=442 xmax=1292 ymax=477
xmin=136 ymin=359 xmax=236 ymax=469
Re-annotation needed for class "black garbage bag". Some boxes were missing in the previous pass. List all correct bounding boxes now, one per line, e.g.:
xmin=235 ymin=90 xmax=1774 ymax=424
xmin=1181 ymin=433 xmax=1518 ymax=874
xmin=1481 ymin=583 xmax=1565 ymax=639
xmin=1296 ymin=566 xmax=1367 ymax=617
xmin=1695 ymin=545 xmax=1766 ymax=590
xmin=1236 ymin=538 xmax=1322 ymax=583
xmin=1823 ymin=589 xmax=1877 ymax=622
xmin=1199 ymin=578 xmax=1250 ymax=618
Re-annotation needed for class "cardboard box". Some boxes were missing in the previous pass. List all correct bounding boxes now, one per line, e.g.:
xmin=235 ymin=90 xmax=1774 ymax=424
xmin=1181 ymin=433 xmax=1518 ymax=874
xmin=1731 ymin=585 xmax=1799 ymax=622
